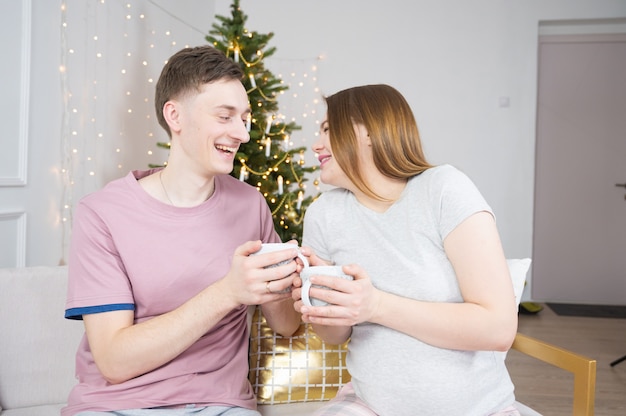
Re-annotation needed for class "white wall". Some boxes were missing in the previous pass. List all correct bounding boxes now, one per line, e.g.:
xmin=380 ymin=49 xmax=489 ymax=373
xmin=217 ymin=0 xmax=625 ymax=258
xmin=2 ymin=0 xmax=625 ymax=302
xmin=0 ymin=0 xmax=215 ymax=267
xmin=1 ymin=0 xmax=63 ymax=267
xmin=213 ymin=0 xmax=626 ymax=301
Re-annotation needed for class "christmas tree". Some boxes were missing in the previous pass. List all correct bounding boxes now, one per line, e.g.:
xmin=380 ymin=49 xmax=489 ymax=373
xmin=205 ymin=0 xmax=319 ymax=243
xmin=153 ymin=0 xmax=319 ymax=243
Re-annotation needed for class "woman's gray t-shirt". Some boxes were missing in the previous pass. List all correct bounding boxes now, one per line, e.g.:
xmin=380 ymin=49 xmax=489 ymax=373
xmin=302 ymin=164 xmax=515 ymax=416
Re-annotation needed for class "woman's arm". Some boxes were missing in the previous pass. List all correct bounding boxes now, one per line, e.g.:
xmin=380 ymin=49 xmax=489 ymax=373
xmin=301 ymin=212 xmax=518 ymax=351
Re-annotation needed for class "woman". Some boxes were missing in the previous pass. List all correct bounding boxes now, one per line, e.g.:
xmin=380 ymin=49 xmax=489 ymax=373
xmin=293 ymin=84 xmax=520 ymax=416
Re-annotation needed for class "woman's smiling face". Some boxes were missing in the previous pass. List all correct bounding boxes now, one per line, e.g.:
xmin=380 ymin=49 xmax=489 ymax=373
xmin=312 ymin=117 xmax=372 ymax=193
xmin=312 ymin=119 xmax=345 ymax=188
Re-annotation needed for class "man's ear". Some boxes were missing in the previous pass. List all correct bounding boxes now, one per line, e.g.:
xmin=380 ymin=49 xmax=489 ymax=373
xmin=163 ymin=101 xmax=182 ymax=134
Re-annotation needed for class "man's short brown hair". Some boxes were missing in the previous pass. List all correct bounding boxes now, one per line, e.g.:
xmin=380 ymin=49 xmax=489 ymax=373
xmin=155 ymin=45 xmax=244 ymax=137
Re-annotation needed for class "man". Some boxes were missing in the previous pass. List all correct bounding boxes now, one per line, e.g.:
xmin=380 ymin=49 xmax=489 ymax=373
xmin=63 ymin=45 xmax=301 ymax=416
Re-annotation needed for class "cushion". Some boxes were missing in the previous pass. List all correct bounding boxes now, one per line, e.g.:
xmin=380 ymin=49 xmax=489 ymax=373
xmin=0 ymin=403 xmax=66 ymax=416
xmin=0 ymin=266 xmax=83 ymax=410
xmin=507 ymin=258 xmax=532 ymax=305
xmin=248 ymin=306 xmax=350 ymax=404
xmin=499 ymin=258 xmax=532 ymax=362
xmin=257 ymin=401 xmax=326 ymax=416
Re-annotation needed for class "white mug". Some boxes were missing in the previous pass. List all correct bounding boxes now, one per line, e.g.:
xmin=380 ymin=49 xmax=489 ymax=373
xmin=253 ymin=243 xmax=309 ymax=293
xmin=300 ymin=265 xmax=353 ymax=307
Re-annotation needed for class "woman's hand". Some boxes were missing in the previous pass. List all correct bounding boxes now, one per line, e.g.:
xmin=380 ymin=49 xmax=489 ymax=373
xmin=295 ymin=263 xmax=381 ymax=327
xmin=291 ymin=246 xmax=332 ymax=292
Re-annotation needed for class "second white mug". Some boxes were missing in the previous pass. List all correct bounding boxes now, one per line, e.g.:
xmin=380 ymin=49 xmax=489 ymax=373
xmin=301 ymin=265 xmax=353 ymax=307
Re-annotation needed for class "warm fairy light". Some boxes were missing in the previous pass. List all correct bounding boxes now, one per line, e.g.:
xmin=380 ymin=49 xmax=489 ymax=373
xmin=58 ymin=1 xmax=323 ymax=262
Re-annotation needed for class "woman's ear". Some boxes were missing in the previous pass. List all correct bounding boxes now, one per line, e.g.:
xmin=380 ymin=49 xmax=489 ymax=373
xmin=356 ymin=123 xmax=371 ymax=146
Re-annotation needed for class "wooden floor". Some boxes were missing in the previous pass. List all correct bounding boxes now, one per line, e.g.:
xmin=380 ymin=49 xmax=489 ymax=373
xmin=506 ymin=304 xmax=626 ymax=415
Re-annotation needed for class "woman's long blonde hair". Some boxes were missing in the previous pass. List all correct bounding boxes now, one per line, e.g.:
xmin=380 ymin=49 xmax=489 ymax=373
xmin=325 ymin=84 xmax=433 ymax=200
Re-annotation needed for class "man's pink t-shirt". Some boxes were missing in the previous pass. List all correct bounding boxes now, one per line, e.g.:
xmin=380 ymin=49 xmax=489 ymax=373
xmin=63 ymin=169 xmax=280 ymax=415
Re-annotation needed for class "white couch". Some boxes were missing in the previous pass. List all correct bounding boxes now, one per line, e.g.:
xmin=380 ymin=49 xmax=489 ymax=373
xmin=0 ymin=266 xmax=324 ymax=416
xmin=0 ymin=265 xmax=590 ymax=416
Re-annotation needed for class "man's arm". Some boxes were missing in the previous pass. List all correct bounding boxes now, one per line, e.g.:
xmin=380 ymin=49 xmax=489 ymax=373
xmin=84 ymin=280 xmax=239 ymax=384
xmin=84 ymin=240 xmax=300 ymax=384
xmin=261 ymin=297 xmax=301 ymax=337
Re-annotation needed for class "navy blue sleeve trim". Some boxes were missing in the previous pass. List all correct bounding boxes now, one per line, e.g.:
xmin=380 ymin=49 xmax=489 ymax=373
xmin=65 ymin=303 xmax=135 ymax=320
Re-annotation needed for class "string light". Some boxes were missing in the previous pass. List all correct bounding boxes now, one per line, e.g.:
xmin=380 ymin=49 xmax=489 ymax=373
xmin=58 ymin=0 xmax=206 ymax=263
xmin=59 ymin=2 xmax=324 ymax=261
xmin=269 ymin=58 xmax=324 ymax=192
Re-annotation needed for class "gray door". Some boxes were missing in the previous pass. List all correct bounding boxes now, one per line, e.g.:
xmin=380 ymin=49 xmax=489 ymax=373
xmin=533 ymin=33 xmax=626 ymax=305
